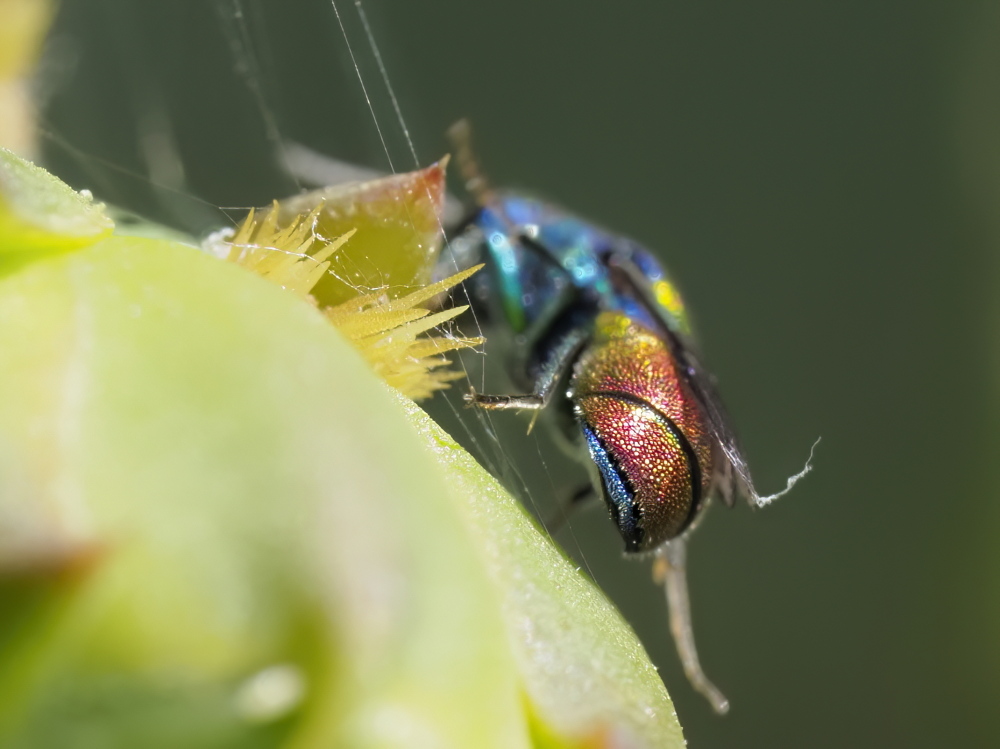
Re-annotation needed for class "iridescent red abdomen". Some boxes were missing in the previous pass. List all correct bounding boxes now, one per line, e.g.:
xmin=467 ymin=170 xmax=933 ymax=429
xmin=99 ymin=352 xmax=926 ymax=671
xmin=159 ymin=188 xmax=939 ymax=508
xmin=571 ymin=311 xmax=715 ymax=551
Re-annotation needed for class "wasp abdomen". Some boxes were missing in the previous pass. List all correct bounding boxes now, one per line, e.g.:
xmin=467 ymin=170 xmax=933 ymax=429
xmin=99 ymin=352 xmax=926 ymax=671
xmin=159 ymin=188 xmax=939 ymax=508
xmin=571 ymin=312 xmax=715 ymax=550
xmin=576 ymin=392 xmax=700 ymax=551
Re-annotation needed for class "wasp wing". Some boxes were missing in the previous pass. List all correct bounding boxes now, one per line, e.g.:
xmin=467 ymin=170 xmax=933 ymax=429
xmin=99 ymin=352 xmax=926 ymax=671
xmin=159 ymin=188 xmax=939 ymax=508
xmin=604 ymin=250 xmax=762 ymax=509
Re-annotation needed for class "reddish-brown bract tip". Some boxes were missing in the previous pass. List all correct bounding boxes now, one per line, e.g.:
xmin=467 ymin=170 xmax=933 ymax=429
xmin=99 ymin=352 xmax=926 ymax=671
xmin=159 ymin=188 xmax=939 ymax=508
xmin=272 ymin=161 xmax=449 ymax=307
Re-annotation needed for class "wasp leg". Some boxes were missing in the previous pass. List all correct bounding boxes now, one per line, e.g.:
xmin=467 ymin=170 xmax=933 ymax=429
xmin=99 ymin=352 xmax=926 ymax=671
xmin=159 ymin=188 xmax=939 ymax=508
xmin=465 ymin=325 xmax=590 ymax=412
xmin=544 ymin=484 xmax=599 ymax=534
xmin=654 ymin=541 xmax=731 ymax=715
xmin=465 ymin=392 xmax=545 ymax=410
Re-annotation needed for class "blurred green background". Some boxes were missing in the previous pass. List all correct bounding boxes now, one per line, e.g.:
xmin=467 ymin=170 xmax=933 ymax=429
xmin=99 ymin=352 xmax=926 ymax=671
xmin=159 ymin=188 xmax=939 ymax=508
xmin=38 ymin=0 xmax=999 ymax=746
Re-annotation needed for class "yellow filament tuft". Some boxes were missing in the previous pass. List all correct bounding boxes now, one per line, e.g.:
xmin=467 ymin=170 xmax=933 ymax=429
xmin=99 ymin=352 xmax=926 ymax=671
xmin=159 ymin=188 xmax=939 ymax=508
xmin=223 ymin=206 xmax=482 ymax=400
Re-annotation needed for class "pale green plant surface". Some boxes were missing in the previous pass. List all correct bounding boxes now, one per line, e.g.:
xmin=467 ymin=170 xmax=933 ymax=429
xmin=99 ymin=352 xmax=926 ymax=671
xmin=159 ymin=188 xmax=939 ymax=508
xmin=0 ymin=148 xmax=113 ymax=255
xmin=0 ymin=151 xmax=684 ymax=747
xmin=399 ymin=395 xmax=684 ymax=749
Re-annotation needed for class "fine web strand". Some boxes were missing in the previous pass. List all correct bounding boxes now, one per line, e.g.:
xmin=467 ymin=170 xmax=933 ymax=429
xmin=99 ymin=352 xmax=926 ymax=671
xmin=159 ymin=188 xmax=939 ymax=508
xmin=338 ymin=2 xmax=557 ymax=525
xmin=335 ymin=3 xmax=495 ymax=448
xmin=36 ymin=123 xmax=238 ymax=225
xmin=35 ymin=4 xmax=261 ymax=231
xmin=329 ymin=0 xmax=396 ymax=174
xmin=213 ymin=0 xmax=301 ymax=191
xmin=36 ymin=1 xmax=557 ymax=533
xmin=354 ymin=0 xmax=419 ymax=166
xmin=347 ymin=1 xmax=487 ymax=386
xmin=93 ymin=0 xmax=204 ymax=229
xmin=533 ymin=433 xmax=596 ymax=577
xmin=332 ymin=0 xmax=498 ymax=467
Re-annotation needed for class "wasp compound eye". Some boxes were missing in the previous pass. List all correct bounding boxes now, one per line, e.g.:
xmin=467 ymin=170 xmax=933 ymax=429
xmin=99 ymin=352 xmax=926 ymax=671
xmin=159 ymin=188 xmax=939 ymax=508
xmin=576 ymin=393 xmax=701 ymax=552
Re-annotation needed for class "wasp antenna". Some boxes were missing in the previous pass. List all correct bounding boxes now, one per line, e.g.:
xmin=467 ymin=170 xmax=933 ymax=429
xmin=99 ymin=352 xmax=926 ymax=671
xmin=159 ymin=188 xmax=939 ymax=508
xmin=447 ymin=119 xmax=496 ymax=208
xmin=544 ymin=485 xmax=597 ymax=536
xmin=753 ymin=436 xmax=821 ymax=508
xmin=656 ymin=541 xmax=730 ymax=715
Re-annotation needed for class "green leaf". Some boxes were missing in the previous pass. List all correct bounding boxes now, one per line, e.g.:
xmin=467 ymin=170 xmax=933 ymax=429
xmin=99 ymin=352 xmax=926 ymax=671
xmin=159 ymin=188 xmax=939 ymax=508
xmin=0 ymin=155 xmax=684 ymax=748
xmin=397 ymin=395 xmax=685 ymax=748
xmin=0 ymin=238 xmax=524 ymax=748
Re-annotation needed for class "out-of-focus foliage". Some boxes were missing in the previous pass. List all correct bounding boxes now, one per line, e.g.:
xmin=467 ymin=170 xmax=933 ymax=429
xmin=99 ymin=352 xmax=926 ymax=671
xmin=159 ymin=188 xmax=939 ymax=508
xmin=0 ymin=0 xmax=51 ymax=78
xmin=0 ymin=0 xmax=51 ymax=157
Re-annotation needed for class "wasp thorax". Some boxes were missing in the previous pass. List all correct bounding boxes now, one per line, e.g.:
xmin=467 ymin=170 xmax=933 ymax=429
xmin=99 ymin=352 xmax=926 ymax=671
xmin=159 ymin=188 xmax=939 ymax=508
xmin=575 ymin=393 xmax=700 ymax=553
